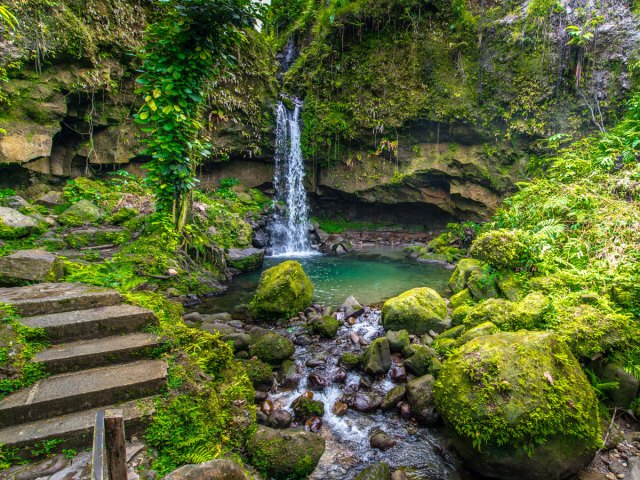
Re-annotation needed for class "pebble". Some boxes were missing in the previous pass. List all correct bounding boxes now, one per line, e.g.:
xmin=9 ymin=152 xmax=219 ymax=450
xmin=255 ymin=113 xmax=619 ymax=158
xmin=333 ymin=401 xmax=348 ymax=416
xmin=369 ymin=431 xmax=397 ymax=451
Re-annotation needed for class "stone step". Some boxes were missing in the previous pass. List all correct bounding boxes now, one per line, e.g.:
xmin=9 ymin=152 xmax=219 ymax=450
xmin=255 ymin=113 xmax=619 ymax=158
xmin=0 ymin=360 xmax=167 ymax=428
xmin=0 ymin=396 xmax=156 ymax=453
xmin=22 ymin=304 xmax=157 ymax=344
xmin=35 ymin=333 xmax=164 ymax=374
xmin=0 ymin=283 xmax=122 ymax=316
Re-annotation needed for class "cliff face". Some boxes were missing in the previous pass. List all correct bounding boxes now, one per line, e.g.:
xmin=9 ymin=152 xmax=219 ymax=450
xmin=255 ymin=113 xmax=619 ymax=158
xmin=0 ymin=0 xmax=277 ymax=184
xmin=1 ymin=0 xmax=638 ymax=223
xmin=275 ymin=0 xmax=640 ymax=221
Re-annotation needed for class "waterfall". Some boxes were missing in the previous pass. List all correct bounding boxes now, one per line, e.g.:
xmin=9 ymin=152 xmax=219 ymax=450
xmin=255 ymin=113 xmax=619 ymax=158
xmin=269 ymin=99 xmax=315 ymax=256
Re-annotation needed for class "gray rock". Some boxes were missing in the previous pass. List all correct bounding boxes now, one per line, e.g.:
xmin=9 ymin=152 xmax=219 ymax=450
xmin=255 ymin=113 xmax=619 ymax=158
xmin=35 ymin=191 xmax=65 ymax=208
xmin=0 ymin=250 xmax=64 ymax=286
xmin=386 ymin=330 xmax=410 ymax=353
xmin=58 ymin=200 xmax=104 ymax=226
xmin=222 ymin=333 xmax=251 ymax=352
xmin=2 ymin=196 xmax=29 ymax=209
xmin=341 ymin=295 xmax=364 ymax=319
xmin=381 ymin=384 xmax=406 ymax=411
xmin=406 ymin=374 xmax=438 ymax=425
xmin=226 ymin=247 xmax=265 ymax=272
xmin=362 ymin=337 xmax=392 ymax=375
xmin=201 ymin=323 xmax=236 ymax=336
xmin=628 ymin=456 xmax=640 ymax=480
xmin=267 ymin=409 xmax=293 ymax=429
xmin=370 ymin=432 xmax=397 ymax=451
xmin=201 ymin=312 xmax=232 ymax=323
xmin=163 ymin=459 xmax=250 ymax=480
xmin=0 ymin=207 xmax=40 ymax=239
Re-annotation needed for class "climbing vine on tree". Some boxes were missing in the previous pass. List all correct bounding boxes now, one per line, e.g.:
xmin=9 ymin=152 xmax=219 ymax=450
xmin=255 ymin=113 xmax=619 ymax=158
xmin=135 ymin=0 xmax=262 ymax=231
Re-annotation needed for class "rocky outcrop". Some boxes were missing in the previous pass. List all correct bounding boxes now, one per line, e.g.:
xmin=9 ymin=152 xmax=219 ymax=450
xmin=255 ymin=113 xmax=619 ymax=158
xmin=0 ymin=250 xmax=64 ymax=286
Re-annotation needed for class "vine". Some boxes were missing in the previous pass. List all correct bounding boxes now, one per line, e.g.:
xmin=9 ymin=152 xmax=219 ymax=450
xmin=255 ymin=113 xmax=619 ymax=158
xmin=135 ymin=0 xmax=263 ymax=231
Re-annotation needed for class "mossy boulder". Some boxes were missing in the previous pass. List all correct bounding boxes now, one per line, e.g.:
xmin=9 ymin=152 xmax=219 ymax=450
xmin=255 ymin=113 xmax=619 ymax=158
xmin=382 ymin=287 xmax=448 ymax=335
xmin=0 ymin=249 xmax=64 ymax=286
xmin=496 ymin=271 xmax=525 ymax=302
xmin=0 ymin=207 xmax=41 ymax=239
xmin=464 ymin=299 xmax=516 ymax=329
xmin=513 ymin=292 xmax=549 ymax=328
xmin=58 ymin=199 xmax=104 ymax=226
xmin=434 ymin=331 xmax=600 ymax=480
xmin=354 ymin=462 xmax=391 ymax=480
xmin=291 ymin=395 xmax=325 ymax=420
xmin=467 ymin=269 xmax=497 ymax=300
xmin=433 ymin=337 xmax=456 ymax=354
xmin=455 ymin=321 xmax=498 ymax=347
xmin=311 ymin=315 xmax=340 ymax=338
xmin=340 ymin=352 xmax=361 ymax=369
xmin=448 ymin=258 xmax=484 ymax=294
xmin=403 ymin=344 xmax=437 ymax=377
xmin=250 ymin=333 xmax=295 ymax=365
xmin=438 ymin=324 xmax=466 ymax=340
xmin=362 ymin=337 xmax=392 ymax=375
xmin=247 ymin=426 xmax=325 ymax=480
xmin=451 ymin=304 xmax=473 ymax=326
xmin=164 ymin=459 xmax=250 ymax=480
xmin=449 ymin=288 xmax=473 ymax=309
xmin=249 ymin=261 xmax=314 ymax=320
xmin=227 ymin=247 xmax=265 ymax=272
xmin=470 ymin=229 xmax=532 ymax=270
xmin=242 ymin=358 xmax=274 ymax=390
xmin=386 ymin=329 xmax=410 ymax=353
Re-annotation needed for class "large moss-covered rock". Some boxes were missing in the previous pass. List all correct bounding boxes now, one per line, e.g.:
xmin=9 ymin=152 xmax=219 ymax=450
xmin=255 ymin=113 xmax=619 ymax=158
xmin=448 ymin=258 xmax=484 ymax=294
xmin=403 ymin=344 xmax=437 ymax=377
xmin=362 ymin=337 xmax=392 ymax=375
xmin=0 ymin=207 xmax=41 ymax=239
xmin=248 ymin=426 xmax=325 ymax=480
xmin=449 ymin=288 xmax=473 ymax=309
xmin=58 ymin=199 xmax=104 ymax=226
xmin=249 ymin=261 xmax=314 ymax=320
xmin=464 ymin=299 xmax=516 ymax=329
xmin=435 ymin=331 xmax=600 ymax=480
xmin=467 ymin=269 xmax=497 ymax=300
xmin=226 ymin=247 xmax=265 ymax=272
xmin=470 ymin=229 xmax=532 ymax=270
xmin=382 ymin=287 xmax=448 ymax=335
xmin=455 ymin=321 xmax=498 ymax=347
xmin=464 ymin=294 xmax=549 ymax=331
xmin=386 ymin=330 xmax=410 ymax=353
xmin=311 ymin=315 xmax=340 ymax=338
xmin=250 ymin=333 xmax=295 ymax=365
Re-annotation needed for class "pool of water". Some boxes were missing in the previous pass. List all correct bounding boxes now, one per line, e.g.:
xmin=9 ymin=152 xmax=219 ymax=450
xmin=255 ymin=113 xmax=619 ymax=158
xmin=200 ymin=247 xmax=453 ymax=313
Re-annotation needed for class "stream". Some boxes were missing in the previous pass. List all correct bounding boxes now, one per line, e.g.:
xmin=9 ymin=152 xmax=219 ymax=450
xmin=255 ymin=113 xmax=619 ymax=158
xmin=197 ymin=248 xmax=479 ymax=479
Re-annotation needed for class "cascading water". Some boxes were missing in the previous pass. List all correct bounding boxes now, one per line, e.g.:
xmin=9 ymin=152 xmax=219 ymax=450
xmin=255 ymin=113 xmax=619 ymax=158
xmin=269 ymin=99 xmax=315 ymax=256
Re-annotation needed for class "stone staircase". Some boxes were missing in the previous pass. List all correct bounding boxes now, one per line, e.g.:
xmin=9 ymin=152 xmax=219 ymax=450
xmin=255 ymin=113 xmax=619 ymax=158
xmin=0 ymin=283 xmax=167 ymax=454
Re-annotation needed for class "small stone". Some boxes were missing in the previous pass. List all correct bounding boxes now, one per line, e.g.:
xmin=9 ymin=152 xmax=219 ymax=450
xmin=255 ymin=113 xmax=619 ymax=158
xmin=369 ymin=431 xmax=396 ymax=451
xmin=332 ymin=401 xmax=348 ymax=416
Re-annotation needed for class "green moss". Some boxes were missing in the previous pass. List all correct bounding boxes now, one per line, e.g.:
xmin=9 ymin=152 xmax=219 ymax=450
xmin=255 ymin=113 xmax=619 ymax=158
xmin=340 ymin=352 xmax=361 ymax=369
xmin=435 ymin=331 xmax=600 ymax=474
xmin=450 ymin=288 xmax=473 ymax=309
xmin=250 ymin=333 xmax=295 ymax=365
xmin=242 ymin=359 xmax=274 ymax=389
xmin=382 ymin=287 xmax=448 ymax=335
xmin=311 ymin=315 xmax=340 ymax=338
xmin=470 ymin=229 xmax=534 ymax=270
xmin=449 ymin=258 xmax=484 ymax=294
xmin=249 ymin=261 xmax=314 ymax=320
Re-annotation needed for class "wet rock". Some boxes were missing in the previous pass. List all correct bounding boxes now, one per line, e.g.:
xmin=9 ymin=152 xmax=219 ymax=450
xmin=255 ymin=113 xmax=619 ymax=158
xmin=201 ymin=312 xmax=233 ymax=323
xmin=291 ymin=394 xmax=325 ymax=420
xmin=382 ymin=287 xmax=449 ymax=335
xmin=201 ymin=323 xmax=237 ymax=336
xmin=255 ymin=391 xmax=268 ymax=403
xmin=0 ymin=206 xmax=40 ymax=239
xmin=164 ymin=459 xmax=250 ymax=480
xmin=228 ymin=320 xmax=243 ymax=329
xmin=398 ymin=401 xmax=411 ymax=419
xmin=243 ymin=359 xmax=274 ymax=390
xmin=386 ymin=330 xmax=410 ymax=353
xmin=311 ymin=315 xmax=340 ymax=338
xmin=305 ymin=416 xmax=323 ymax=432
xmin=406 ymin=374 xmax=439 ymax=425
xmin=306 ymin=356 xmax=327 ymax=368
xmin=343 ymin=392 xmax=382 ymax=412
xmin=308 ymin=372 xmax=329 ymax=390
xmin=332 ymin=401 xmax=348 ymax=416
xmin=389 ymin=364 xmax=407 ymax=383
xmin=362 ymin=337 xmax=392 ymax=375
xmin=277 ymin=360 xmax=301 ymax=389
xmin=222 ymin=333 xmax=251 ymax=352
xmin=0 ymin=249 xmax=64 ymax=286
xmin=250 ymin=332 xmax=295 ymax=365
xmin=370 ymin=432 xmax=397 ymax=451
xmin=342 ymin=295 xmax=365 ymax=319
xmin=354 ymin=462 xmax=391 ymax=480
xmin=249 ymin=260 xmax=314 ymax=320
xmin=182 ymin=312 xmax=203 ymax=323
xmin=247 ymin=426 xmax=325 ymax=480
xmin=267 ymin=409 xmax=293 ymax=429
xmin=350 ymin=332 xmax=361 ymax=344
xmin=359 ymin=377 xmax=372 ymax=390
xmin=295 ymin=334 xmax=312 ymax=346
xmin=382 ymin=385 xmax=406 ymax=411
xmin=333 ymin=368 xmax=348 ymax=383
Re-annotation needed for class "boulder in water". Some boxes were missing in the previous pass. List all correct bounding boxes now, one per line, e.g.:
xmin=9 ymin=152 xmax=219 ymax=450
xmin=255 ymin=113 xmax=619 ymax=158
xmin=381 ymin=385 xmax=406 ymax=411
xmin=362 ymin=337 xmax=392 ymax=375
xmin=311 ymin=315 xmax=340 ymax=338
xmin=267 ymin=409 xmax=293 ymax=429
xmin=369 ymin=431 xmax=397 ymax=451
xmin=403 ymin=344 xmax=437 ymax=377
xmin=343 ymin=392 xmax=382 ymax=412
xmin=434 ymin=331 xmax=600 ymax=479
xmin=291 ymin=394 xmax=325 ymax=420
xmin=341 ymin=295 xmax=364 ymax=319
xmin=247 ymin=426 xmax=325 ymax=480
xmin=249 ymin=260 xmax=314 ymax=320
xmin=382 ymin=288 xmax=448 ymax=335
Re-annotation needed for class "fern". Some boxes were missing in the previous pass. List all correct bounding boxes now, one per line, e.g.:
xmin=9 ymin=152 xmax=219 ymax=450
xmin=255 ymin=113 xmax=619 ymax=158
xmin=584 ymin=368 xmax=619 ymax=398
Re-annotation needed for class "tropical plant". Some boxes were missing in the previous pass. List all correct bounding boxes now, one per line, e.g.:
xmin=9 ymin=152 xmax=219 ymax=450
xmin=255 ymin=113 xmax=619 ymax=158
xmin=135 ymin=0 xmax=263 ymax=231
xmin=0 ymin=4 xmax=17 ymax=30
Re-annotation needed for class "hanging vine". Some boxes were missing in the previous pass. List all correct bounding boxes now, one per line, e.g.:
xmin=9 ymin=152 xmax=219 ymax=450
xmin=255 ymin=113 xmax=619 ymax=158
xmin=135 ymin=0 xmax=262 ymax=231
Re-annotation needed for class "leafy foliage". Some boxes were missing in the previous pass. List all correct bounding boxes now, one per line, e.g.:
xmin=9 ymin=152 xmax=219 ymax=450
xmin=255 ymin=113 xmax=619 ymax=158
xmin=135 ymin=0 xmax=263 ymax=229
